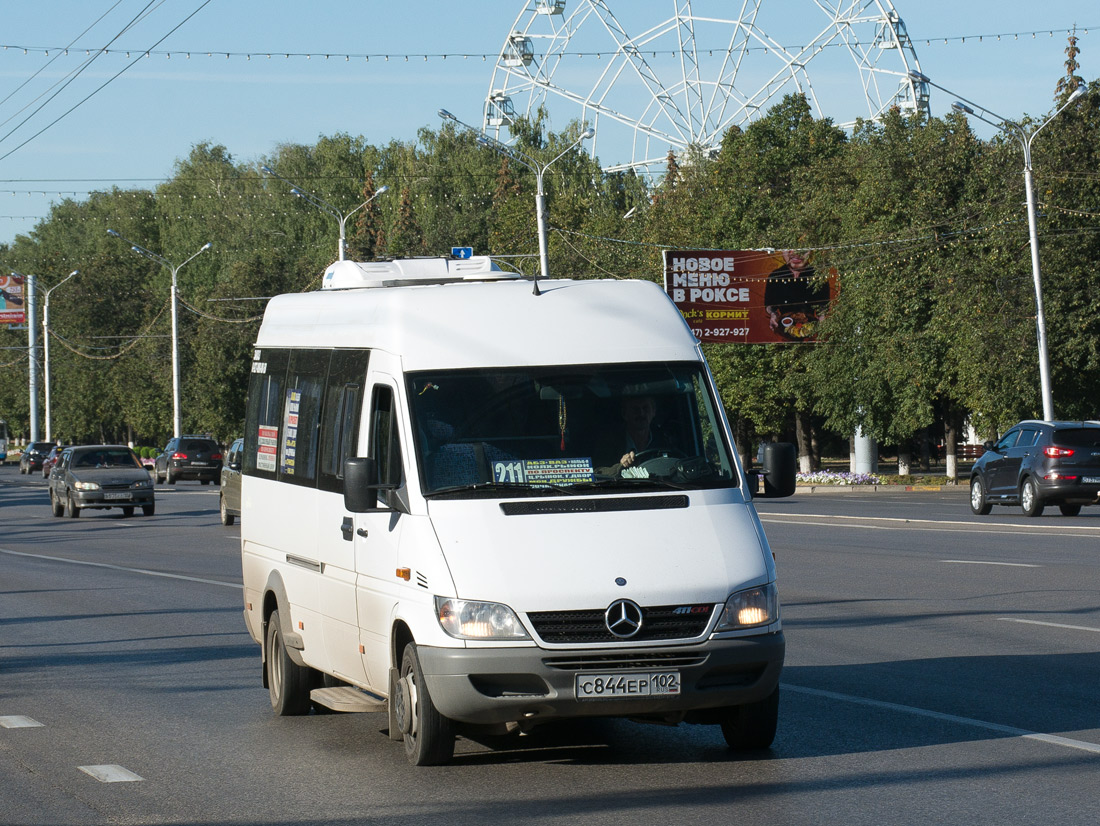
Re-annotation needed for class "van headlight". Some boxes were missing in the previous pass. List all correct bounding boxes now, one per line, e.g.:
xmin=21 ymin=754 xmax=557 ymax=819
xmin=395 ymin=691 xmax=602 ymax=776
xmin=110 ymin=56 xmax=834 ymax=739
xmin=435 ymin=597 xmax=531 ymax=640
xmin=716 ymin=583 xmax=779 ymax=630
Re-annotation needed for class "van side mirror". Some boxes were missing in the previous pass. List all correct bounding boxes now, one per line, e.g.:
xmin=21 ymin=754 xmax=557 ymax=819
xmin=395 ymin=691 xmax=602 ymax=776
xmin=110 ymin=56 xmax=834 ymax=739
xmin=758 ymin=442 xmax=796 ymax=498
xmin=344 ymin=457 xmax=378 ymax=512
xmin=343 ymin=457 xmax=402 ymax=513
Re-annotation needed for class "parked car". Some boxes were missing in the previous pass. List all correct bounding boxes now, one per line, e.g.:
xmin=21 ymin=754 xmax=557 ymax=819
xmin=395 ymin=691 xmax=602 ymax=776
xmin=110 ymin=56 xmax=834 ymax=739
xmin=154 ymin=436 xmax=223 ymax=484
xmin=41 ymin=444 xmax=69 ymax=478
xmin=219 ymin=438 xmax=243 ymax=525
xmin=48 ymin=445 xmax=154 ymax=518
xmin=19 ymin=441 xmax=54 ymax=474
xmin=970 ymin=420 xmax=1100 ymax=517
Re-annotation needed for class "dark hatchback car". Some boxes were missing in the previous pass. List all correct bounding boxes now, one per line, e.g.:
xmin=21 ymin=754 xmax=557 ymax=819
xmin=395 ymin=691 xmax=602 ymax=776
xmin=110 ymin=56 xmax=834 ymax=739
xmin=970 ymin=420 xmax=1100 ymax=517
xmin=49 ymin=445 xmax=155 ymax=518
xmin=155 ymin=436 xmax=223 ymax=484
xmin=19 ymin=441 xmax=54 ymax=474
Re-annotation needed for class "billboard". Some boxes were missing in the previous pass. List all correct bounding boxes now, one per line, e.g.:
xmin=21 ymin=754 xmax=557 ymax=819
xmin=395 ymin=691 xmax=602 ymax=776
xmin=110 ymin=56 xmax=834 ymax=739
xmin=663 ymin=249 xmax=835 ymax=344
xmin=0 ymin=273 xmax=25 ymax=325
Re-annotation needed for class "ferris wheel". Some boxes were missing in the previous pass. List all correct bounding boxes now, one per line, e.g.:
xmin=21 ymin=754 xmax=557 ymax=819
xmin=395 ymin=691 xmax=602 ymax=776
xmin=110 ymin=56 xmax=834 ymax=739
xmin=485 ymin=1 xmax=928 ymax=173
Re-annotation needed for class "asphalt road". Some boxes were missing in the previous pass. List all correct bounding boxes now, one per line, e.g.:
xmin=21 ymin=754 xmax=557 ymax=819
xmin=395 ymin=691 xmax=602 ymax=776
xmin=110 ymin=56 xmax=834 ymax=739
xmin=2 ymin=467 xmax=1099 ymax=825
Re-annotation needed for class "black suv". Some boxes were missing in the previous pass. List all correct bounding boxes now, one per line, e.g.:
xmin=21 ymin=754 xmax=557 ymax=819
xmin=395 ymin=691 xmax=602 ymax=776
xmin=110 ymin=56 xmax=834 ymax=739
xmin=154 ymin=436 xmax=223 ymax=485
xmin=970 ymin=421 xmax=1100 ymax=517
xmin=19 ymin=441 xmax=54 ymax=474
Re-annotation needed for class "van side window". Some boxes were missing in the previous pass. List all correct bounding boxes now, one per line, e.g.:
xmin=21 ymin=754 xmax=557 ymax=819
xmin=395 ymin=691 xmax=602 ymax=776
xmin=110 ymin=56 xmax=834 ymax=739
xmin=279 ymin=350 xmax=328 ymax=485
xmin=369 ymin=385 xmax=402 ymax=487
xmin=319 ymin=349 xmax=369 ymax=493
xmin=244 ymin=349 xmax=289 ymax=479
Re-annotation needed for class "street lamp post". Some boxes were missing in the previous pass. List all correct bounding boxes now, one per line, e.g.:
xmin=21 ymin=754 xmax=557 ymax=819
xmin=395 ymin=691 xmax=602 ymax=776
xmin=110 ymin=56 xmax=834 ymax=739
xmin=13 ymin=272 xmax=40 ymax=441
xmin=42 ymin=269 xmax=78 ymax=442
xmin=911 ymin=72 xmax=1085 ymax=422
xmin=260 ymin=166 xmax=388 ymax=261
xmin=107 ymin=230 xmax=212 ymax=438
xmin=438 ymin=108 xmax=593 ymax=294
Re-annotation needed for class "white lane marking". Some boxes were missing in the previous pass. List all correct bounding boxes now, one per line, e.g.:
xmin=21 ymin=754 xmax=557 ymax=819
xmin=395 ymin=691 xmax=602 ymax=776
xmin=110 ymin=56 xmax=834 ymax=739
xmin=79 ymin=765 xmax=144 ymax=783
xmin=784 ymin=683 xmax=1100 ymax=755
xmin=0 ymin=716 xmax=44 ymax=728
xmin=942 ymin=560 xmax=1041 ymax=568
xmin=761 ymin=512 xmax=1100 ymax=533
xmin=1000 ymin=618 xmax=1100 ymax=634
xmin=0 ymin=547 xmax=239 ymax=590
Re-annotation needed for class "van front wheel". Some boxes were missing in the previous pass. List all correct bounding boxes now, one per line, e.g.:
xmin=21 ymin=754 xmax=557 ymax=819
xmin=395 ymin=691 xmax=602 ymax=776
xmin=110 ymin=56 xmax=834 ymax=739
xmin=720 ymin=686 xmax=779 ymax=751
xmin=266 ymin=610 xmax=313 ymax=716
xmin=396 ymin=643 xmax=455 ymax=766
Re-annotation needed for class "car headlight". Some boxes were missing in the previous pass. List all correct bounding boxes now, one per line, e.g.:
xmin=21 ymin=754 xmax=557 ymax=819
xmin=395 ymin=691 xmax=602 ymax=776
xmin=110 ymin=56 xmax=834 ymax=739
xmin=74 ymin=481 xmax=100 ymax=491
xmin=435 ymin=597 xmax=530 ymax=640
xmin=716 ymin=583 xmax=780 ymax=631
xmin=131 ymin=480 xmax=151 ymax=489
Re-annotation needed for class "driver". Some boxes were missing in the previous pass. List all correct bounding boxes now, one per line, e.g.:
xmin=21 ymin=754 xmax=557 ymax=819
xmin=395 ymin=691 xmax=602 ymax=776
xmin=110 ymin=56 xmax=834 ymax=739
xmin=599 ymin=395 xmax=672 ymax=475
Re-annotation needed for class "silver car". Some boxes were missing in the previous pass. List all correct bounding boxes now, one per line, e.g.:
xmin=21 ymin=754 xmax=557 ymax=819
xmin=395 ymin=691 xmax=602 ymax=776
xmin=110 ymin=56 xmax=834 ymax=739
xmin=49 ymin=445 xmax=155 ymax=518
xmin=219 ymin=438 xmax=243 ymax=525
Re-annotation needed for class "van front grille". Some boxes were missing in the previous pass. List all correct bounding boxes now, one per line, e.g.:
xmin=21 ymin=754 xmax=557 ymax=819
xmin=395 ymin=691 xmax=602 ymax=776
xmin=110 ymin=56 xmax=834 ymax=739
xmin=527 ymin=604 xmax=714 ymax=644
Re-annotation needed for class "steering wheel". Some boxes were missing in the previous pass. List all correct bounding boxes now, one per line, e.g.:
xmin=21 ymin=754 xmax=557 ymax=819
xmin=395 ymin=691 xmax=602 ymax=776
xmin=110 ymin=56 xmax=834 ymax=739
xmin=631 ymin=447 xmax=686 ymax=464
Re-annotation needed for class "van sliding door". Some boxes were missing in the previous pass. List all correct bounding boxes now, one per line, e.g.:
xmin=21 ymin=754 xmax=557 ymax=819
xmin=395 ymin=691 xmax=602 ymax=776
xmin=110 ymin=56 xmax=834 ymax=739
xmin=315 ymin=349 xmax=370 ymax=685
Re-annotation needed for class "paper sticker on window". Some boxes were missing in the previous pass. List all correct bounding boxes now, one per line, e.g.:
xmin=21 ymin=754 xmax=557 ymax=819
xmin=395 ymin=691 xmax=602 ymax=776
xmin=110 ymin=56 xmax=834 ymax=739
xmin=282 ymin=389 xmax=302 ymax=474
xmin=493 ymin=457 xmax=594 ymax=487
xmin=257 ymin=425 xmax=277 ymax=472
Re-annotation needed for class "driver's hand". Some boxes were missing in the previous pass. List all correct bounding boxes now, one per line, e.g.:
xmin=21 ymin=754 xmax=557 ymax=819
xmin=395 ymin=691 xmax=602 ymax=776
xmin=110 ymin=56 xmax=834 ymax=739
xmin=620 ymin=451 xmax=636 ymax=468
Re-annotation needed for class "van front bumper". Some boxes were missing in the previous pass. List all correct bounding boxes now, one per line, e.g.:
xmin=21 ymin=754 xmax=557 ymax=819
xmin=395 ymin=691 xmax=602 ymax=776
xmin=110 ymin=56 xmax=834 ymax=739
xmin=417 ymin=632 xmax=784 ymax=726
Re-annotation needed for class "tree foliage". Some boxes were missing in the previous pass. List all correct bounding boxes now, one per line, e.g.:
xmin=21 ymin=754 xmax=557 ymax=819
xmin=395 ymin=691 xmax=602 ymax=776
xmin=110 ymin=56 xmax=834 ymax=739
xmin=1 ymin=72 xmax=1098 ymax=466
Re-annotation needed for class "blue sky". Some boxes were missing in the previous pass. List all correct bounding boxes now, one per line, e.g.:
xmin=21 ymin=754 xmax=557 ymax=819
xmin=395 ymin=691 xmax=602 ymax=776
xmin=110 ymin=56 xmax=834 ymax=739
xmin=0 ymin=0 xmax=1095 ymax=248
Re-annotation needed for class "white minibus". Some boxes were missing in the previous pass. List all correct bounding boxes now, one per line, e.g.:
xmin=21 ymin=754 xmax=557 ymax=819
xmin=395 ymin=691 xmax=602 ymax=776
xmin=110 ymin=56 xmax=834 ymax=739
xmin=240 ymin=256 xmax=794 ymax=765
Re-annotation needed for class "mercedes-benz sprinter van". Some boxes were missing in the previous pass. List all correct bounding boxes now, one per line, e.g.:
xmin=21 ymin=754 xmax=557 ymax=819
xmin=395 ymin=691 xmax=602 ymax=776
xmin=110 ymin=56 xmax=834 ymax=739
xmin=240 ymin=256 xmax=793 ymax=765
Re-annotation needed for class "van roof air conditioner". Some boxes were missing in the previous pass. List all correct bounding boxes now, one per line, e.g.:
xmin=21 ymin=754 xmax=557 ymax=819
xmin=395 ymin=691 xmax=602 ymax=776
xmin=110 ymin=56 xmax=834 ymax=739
xmin=320 ymin=257 xmax=520 ymax=290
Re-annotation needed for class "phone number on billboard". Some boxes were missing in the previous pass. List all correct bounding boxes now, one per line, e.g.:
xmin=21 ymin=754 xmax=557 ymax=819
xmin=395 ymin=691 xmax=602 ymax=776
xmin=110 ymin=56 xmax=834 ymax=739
xmin=691 ymin=328 xmax=750 ymax=338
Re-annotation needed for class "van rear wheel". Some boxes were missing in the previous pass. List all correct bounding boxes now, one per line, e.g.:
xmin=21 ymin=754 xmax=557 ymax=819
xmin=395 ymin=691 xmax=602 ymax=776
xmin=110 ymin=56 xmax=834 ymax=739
xmin=720 ymin=686 xmax=779 ymax=751
xmin=266 ymin=610 xmax=313 ymax=716
xmin=396 ymin=643 xmax=455 ymax=766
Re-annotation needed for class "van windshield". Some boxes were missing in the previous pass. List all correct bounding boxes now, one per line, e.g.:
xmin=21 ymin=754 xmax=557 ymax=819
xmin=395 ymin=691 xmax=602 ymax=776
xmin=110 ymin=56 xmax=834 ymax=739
xmin=407 ymin=362 xmax=739 ymax=496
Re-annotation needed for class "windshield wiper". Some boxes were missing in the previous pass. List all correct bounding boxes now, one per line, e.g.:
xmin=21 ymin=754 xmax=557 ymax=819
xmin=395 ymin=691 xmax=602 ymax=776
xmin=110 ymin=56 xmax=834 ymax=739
xmin=426 ymin=481 xmax=577 ymax=498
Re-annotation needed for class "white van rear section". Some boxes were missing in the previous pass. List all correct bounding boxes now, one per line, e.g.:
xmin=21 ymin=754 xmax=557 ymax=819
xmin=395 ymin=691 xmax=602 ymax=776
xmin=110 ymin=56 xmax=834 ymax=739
xmin=240 ymin=258 xmax=790 ymax=765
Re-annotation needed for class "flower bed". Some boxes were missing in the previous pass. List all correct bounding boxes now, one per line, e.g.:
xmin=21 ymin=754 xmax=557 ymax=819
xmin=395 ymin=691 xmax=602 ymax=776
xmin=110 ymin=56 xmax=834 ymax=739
xmin=796 ymin=470 xmax=883 ymax=486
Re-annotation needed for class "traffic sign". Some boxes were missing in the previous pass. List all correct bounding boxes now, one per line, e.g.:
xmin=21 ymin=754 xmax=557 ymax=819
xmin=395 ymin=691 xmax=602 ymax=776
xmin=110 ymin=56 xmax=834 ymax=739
xmin=451 ymin=246 xmax=473 ymax=259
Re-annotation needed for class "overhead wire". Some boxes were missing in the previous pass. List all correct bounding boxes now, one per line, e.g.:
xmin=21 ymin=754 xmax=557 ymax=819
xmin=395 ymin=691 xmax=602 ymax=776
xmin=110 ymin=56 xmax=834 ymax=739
xmin=0 ymin=0 xmax=129 ymax=115
xmin=0 ymin=0 xmax=164 ymax=142
xmin=0 ymin=23 xmax=1092 ymax=62
xmin=0 ymin=0 xmax=214 ymax=165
